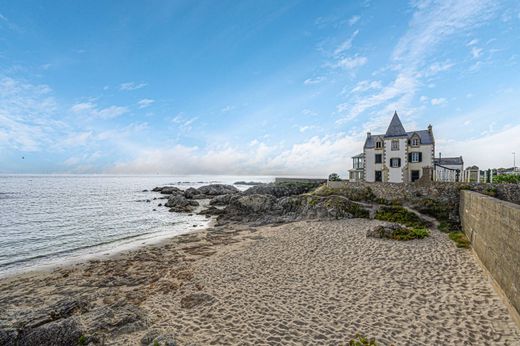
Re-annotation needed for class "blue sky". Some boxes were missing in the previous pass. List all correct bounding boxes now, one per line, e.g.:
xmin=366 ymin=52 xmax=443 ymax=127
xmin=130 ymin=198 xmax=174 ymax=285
xmin=1 ymin=0 xmax=520 ymax=176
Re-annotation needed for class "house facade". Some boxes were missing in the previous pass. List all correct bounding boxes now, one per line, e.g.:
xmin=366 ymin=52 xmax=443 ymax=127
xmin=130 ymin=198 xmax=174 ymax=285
xmin=433 ymin=156 xmax=464 ymax=182
xmin=355 ymin=111 xmax=435 ymax=183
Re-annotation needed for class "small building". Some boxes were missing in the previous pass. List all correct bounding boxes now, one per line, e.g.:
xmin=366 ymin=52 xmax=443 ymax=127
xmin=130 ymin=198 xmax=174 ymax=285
xmin=363 ymin=111 xmax=434 ymax=183
xmin=464 ymin=165 xmax=480 ymax=183
xmin=433 ymin=156 xmax=464 ymax=182
xmin=349 ymin=153 xmax=364 ymax=182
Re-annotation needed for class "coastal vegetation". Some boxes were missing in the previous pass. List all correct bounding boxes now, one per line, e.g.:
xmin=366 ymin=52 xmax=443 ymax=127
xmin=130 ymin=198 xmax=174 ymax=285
xmin=349 ymin=334 xmax=378 ymax=345
xmin=493 ymin=174 xmax=520 ymax=184
xmin=374 ymin=206 xmax=427 ymax=228
xmin=448 ymin=232 xmax=471 ymax=249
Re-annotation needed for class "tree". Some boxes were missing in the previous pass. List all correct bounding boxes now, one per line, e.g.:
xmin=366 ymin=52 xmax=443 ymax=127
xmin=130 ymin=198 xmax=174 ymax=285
xmin=328 ymin=173 xmax=341 ymax=181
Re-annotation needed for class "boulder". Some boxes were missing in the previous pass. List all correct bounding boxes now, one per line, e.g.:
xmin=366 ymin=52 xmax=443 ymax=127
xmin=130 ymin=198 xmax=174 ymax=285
xmin=197 ymin=184 xmax=239 ymax=196
xmin=209 ymin=194 xmax=234 ymax=206
xmin=366 ymin=223 xmax=406 ymax=239
xmin=165 ymin=195 xmax=199 ymax=213
xmin=242 ymin=182 xmax=319 ymax=198
xmin=198 ymin=206 xmax=226 ymax=216
xmin=160 ymin=187 xmax=183 ymax=195
xmin=184 ymin=187 xmax=200 ymax=199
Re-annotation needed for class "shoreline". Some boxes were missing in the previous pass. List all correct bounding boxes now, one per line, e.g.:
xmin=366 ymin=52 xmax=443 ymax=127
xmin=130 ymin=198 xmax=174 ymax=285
xmin=1 ymin=218 xmax=520 ymax=345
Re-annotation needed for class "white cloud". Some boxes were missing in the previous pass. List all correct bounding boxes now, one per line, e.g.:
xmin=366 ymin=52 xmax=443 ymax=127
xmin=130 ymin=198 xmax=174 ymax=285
xmin=333 ymin=30 xmax=359 ymax=56
xmin=428 ymin=61 xmax=454 ymax=75
xmin=471 ymin=46 xmax=483 ymax=59
xmin=303 ymin=76 xmax=326 ymax=85
xmin=430 ymin=97 xmax=446 ymax=105
xmin=350 ymin=80 xmax=382 ymax=93
xmin=467 ymin=38 xmax=479 ymax=46
xmin=302 ymin=109 xmax=318 ymax=116
xmin=107 ymin=133 xmax=364 ymax=176
xmin=171 ymin=113 xmax=198 ymax=132
xmin=137 ymin=98 xmax=155 ymax=108
xmin=335 ymin=56 xmax=367 ymax=70
xmin=221 ymin=105 xmax=235 ymax=112
xmin=119 ymin=82 xmax=147 ymax=91
xmin=70 ymin=102 xmax=128 ymax=119
xmin=348 ymin=15 xmax=360 ymax=26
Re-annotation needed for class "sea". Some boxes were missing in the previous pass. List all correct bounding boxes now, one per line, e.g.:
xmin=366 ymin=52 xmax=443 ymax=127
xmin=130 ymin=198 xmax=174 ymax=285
xmin=0 ymin=175 xmax=273 ymax=278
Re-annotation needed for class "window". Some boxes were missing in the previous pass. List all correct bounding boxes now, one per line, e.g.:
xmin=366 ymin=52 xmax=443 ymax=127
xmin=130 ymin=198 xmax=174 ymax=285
xmin=412 ymin=138 xmax=420 ymax=146
xmin=375 ymin=154 xmax=382 ymax=164
xmin=390 ymin=158 xmax=401 ymax=168
xmin=409 ymin=152 xmax=422 ymax=163
xmin=391 ymin=140 xmax=399 ymax=151
xmin=375 ymin=141 xmax=382 ymax=149
xmin=375 ymin=170 xmax=382 ymax=182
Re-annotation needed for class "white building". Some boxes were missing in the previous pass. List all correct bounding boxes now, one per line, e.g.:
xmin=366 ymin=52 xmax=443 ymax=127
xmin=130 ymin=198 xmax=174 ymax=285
xmin=358 ymin=111 xmax=435 ymax=183
xmin=433 ymin=156 xmax=464 ymax=182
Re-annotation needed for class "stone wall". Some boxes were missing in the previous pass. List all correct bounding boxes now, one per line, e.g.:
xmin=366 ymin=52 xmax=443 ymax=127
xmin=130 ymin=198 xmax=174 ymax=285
xmin=460 ymin=190 xmax=520 ymax=317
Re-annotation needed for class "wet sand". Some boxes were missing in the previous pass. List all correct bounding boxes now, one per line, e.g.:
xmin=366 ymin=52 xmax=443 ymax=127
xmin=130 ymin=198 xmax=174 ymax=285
xmin=1 ymin=219 xmax=519 ymax=345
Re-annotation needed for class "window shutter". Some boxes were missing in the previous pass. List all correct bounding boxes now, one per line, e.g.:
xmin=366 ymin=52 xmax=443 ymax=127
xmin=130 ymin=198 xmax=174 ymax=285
xmin=408 ymin=153 xmax=412 ymax=162
xmin=398 ymin=158 xmax=401 ymax=167
xmin=419 ymin=152 xmax=422 ymax=162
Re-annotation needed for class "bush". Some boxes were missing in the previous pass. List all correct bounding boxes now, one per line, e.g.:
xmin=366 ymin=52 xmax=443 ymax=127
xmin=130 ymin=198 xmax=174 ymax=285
xmin=493 ymin=174 xmax=520 ymax=184
xmin=392 ymin=227 xmax=430 ymax=240
xmin=328 ymin=173 xmax=341 ymax=181
xmin=349 ymin=334 xmax=377 ymax=346
xmin=449 ymin=232 xmax=471 ymax=248
xmin=374 ymin=206 xmax=427 ymax=228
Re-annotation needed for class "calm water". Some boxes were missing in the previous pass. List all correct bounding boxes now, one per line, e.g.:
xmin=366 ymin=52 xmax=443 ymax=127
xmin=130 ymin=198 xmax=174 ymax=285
xmin=0 ymin=175 xmax=272 ymax=277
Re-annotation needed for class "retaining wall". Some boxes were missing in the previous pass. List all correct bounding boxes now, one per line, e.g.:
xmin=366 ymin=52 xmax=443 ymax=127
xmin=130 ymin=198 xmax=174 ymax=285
xmin=460 ymin=190 xmax=520 ymax=316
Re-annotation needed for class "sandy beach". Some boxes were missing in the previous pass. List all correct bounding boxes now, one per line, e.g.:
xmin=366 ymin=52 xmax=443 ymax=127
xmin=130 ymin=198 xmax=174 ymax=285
xmin=1 ymin=218 xmax=520 ymax=345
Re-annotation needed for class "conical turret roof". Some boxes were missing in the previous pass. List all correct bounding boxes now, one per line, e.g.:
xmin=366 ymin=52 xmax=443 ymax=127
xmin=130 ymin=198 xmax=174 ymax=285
xmin=385 ymin=111 xmax=407 ymax=137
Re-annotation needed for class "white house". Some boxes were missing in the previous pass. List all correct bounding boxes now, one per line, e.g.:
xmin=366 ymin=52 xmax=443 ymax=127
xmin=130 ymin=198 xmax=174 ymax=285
xmin=433 ymin=156 xmax=464 ymax=182
xmin=357 ymin=111 xmax=435 ymax=183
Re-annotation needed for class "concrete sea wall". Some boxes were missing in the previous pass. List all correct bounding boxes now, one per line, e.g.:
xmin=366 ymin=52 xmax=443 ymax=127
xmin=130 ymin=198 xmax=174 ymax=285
xmin=460 ymin=190 xmax=520 ymax=317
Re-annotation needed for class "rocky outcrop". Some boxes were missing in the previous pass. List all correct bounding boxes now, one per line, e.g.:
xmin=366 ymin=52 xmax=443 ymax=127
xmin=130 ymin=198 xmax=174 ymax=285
xmin=197 ymin=184 xmax=239 ymax=196
xmin=183 ymin=187 xmax=200 ymax=199
xmin=366 ymin=223 xmax=407 ymax=239
xmin=242 ymin=182 xmax=320 ymax=198
xmin=209 ymin=194 xmax=234 ymax=206
xmin=218 ymin=194 xmax=369 ymax=225
xmin=165 ymin=195 xmax=200 ymax=213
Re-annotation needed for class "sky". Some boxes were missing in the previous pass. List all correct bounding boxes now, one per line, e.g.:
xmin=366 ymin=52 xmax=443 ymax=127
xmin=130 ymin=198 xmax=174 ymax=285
xmin=1 ymin=0 xmax=520 ymax=176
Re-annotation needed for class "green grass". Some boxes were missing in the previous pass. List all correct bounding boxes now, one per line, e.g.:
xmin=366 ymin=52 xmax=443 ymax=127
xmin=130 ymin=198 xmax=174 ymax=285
xmin=374 ymin=206 xmax=427 ymax=228
xmin=392 ymin=227 xmax=430 ymax=241
xmin=78 ymin=336 xmax=87 ymax=346
xmin=448 ymin=232 xmax=471 ymax=248
xmin=349 ymin=334 xmax=378 ymax=346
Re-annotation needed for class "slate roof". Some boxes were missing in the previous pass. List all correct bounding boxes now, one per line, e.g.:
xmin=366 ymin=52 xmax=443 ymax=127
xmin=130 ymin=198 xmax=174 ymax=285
xmin=434 ymin=157 xmax=463 ymax=166
xmin=385 ymin=111 xmax=407 ymax=137
xmin=352 ymin=153 xmax=364 ymax=158
xmin=364 ymin=130 xmax=434 ymax=149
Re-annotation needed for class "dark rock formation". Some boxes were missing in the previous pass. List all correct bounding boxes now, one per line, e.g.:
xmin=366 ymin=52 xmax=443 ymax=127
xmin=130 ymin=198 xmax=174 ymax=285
xmin=184 ymin=187 xmax=200 ymax=199
xmin=366 ymin=223 xmax=406 ymax=239
xmin=160 ymin=186 xmax=183 ymax=195
xmin=197 ymin=184 xmax=239 ymax=196
xmin=233 ymin=181 xmax=263 ymax=186
xmin=242 ymin=182 xmax=320 ymax=198
xmin=166 ymin=195 xmax=199 ymax=213
xmin=209 ymin=194 xmax=234 ymax=206
xmin=219 ymin=194 xmax=369 ymax=225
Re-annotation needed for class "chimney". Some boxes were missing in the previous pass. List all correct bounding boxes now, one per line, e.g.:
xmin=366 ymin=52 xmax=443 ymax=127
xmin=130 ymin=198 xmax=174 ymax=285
xmin=428 ymin=124 xmax=432 ymax=134
xmin=367 ymin=131 xmax=371 ymax=137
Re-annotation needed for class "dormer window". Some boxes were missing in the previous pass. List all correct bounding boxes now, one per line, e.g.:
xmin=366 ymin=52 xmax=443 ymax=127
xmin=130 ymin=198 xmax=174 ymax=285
xmin=412 ymin=138 xmax=420 ymax=146
xmin=375 ymin=141 xmax=382 ymax=149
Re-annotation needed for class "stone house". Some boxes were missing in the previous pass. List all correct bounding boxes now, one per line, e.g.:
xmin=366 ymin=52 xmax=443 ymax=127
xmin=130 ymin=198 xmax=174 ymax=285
xmin=352 ymin=111 xmax=435 ymax=183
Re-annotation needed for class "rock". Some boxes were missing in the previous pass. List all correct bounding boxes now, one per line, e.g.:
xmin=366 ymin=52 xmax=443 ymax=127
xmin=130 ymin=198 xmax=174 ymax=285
xmin=142 ymin=189 xmax=149 ymax=192
xmin=158 ymin=203 xmax=162 ymax=207
xmin=209 ymin=194 xmax=234 ymax=206
xmin=219 ymin=194 xmax=369 ymax=225
xmin=160 ymin=186 xmax=183 ymax=195
xmin=366 ymin=223 xmax=406 ymax=239
xmin=184 ymin=187 xmax=200 ymax=199
xmin=85 ymin=303 xmax=147 ymax=336
xmin=151 ymin=187 xmax=162 ymax=192
xmin=198 ymin=206 xmax=226 ymax=216
xmin=197 ymin=184 xmax=239 ymax=196
xmin=146 ymin=200 xmax=150 ymax=203
xmin=180 ymin=293 xmax=216 ymax=309
xmin=242 ymin=182 xmax=320 ymax=198
xmin=14 ymin=318 xmax=83 ymax=346
xmin=234 ymin=181 xmax=263 ymax=186
xmin=165 ymin=195 xmax=198 ymax=213
xmin=141 ymin=330 xmax=176 ymax=346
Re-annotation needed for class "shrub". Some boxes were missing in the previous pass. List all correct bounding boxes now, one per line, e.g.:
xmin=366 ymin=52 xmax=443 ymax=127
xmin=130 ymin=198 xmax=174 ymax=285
xmin=374 ymin=206 xmax=427 ymax=228
xmin=349 ymin=334 xmax=377 ymax=346
xmin=78 ymin=335 xmax=87 ymax=346
xmin=392 ymin=227 xmax=430 ymax=241
xmin=329 ymin=173 xmax=341 ymax=181
xmin=493 ymin=174 xmax=520 ymax=184
xmin=449 ymin=232 xmax=471 ymax=248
